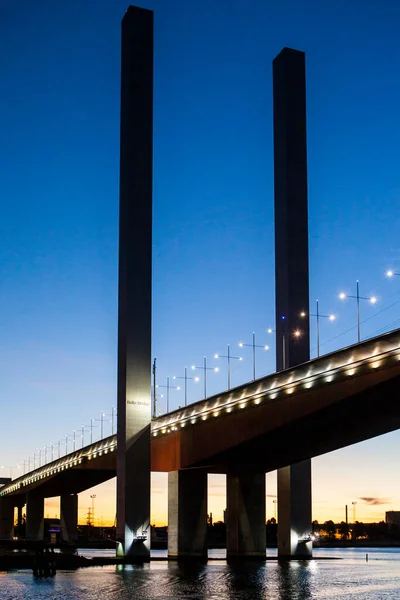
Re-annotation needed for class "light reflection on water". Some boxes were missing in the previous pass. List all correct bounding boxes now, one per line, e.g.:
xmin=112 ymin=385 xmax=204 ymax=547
xmin=1 ymin=548 xmax=400 ymax=599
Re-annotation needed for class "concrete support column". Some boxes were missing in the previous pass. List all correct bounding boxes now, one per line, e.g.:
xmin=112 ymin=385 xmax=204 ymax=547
xmin=0 ymin=497 xmax=14 ymax=540
xmin=226 ymin=471 xmax=266 ymax=559
xmin=60 ymin=494 xmax=78 ymax=543
xmin=168 ymin=470 xmax=207 ymax=559
xmin=277 ymin=461 xmax=312 ymax=557
xmin=26 ymin=493 xmax=44 ymax=541
xmin=17 ymin=505 xmax=23 ymax=529
xmin=15 ymin=504 xmax=24 ymax=538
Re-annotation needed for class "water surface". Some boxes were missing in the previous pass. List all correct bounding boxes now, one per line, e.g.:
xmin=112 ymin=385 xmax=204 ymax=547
xmin=1 ymin=548 xmax=399 ymax=599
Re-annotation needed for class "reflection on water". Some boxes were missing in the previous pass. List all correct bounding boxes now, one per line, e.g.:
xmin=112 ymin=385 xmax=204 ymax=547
xmin=1 ymin=548 xmax=400 ymax=599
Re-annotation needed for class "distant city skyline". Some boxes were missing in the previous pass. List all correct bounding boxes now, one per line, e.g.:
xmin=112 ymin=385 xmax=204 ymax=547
xmin=1 ymin=0 xmax=400 ymax=529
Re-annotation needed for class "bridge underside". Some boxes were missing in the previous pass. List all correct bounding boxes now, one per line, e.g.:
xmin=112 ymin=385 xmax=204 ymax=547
xmin=151 ymin=359 xmax=400 ymax=473
xmin=193 ymin=374 xmax=400 ymax=472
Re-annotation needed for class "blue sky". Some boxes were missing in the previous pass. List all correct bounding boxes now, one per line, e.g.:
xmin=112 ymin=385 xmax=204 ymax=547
xmin=1 ymin=0 xmax=400 ymax=524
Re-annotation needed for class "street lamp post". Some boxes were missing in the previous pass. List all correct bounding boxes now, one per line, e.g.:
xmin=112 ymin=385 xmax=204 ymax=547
xmin=214 ymin=344 xmax=242 ymax=390
xmin=0 ymin=465 xmax=20 ymax=479
xmin=192 ymin=357 xmax=219 ymax=399
xmin=300 ymin=300 xmax=335 ymax=357
xmin=339 ymin=281 xmax=377 ymax=343
xmin=65 ymin=434 xmax=72 ymax=454
xmin=239 ymin=333 xmax=269 ymax=380
xmin=273 ymin=499 xmax=277 ymax=521
xmin=81 ymin=424 xmax=90 ymax=448
xmin=267 ymin=323 xmax=301 ymax=371
xmin=89 ymin=419 xmax=99 ymax=444
xmin=173 ymin=367 xmax=199 ymax=406
xmin=157 ymin=376 xmax=180 ymax=413
xmin=90 ymin=494 xmax=96 ymax=527
xmin=111 ymin=406 xmax=117 ymax=434
xmin=96 ymin=412 xmax=112 ymax=439
xmin=152 ymin=358 xmax=157 ymax=418
xmin=58 ymin=438 xmax=65 ymax=459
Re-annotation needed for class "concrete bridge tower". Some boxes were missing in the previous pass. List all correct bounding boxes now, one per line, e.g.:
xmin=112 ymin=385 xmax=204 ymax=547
xmin=116 ymin=5 xmax=154 ymax=559
xmin=273 ymin=47 xmax=312 ymax=557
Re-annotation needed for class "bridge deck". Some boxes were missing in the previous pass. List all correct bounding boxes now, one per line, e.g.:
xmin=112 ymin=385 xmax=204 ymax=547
xmin=2 ymin=329 xmax=400 ymax=498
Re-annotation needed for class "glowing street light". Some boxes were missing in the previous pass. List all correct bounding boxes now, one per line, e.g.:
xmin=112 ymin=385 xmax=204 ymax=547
xmin=157 ymin=376 xmax=180 ymax=413
xmin=386 ymin=270 xmax=400 ymax=278
xmin=339 ymin=281 xmax=377 ymax=343
xmin=192 ymin=357 xmax=219 ymax=399
xmin=214 ymin=344 xmax=242 ymax=390
xmin=300 ymin=300 xmax=336 ymax=357
xmin=239 ymin=333 xmax=269 ymax=381
xmin=173 ymin=367 xmax=199 ymax=407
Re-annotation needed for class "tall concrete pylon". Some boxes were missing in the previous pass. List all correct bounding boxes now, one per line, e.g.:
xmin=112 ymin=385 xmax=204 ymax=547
xmin=116 ymin=5 xmax=154 ymax=560
xmin=273 ymin=47 xmax=312 ymax=558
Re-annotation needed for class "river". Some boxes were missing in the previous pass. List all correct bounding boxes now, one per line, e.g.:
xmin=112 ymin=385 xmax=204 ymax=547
xmin=1 ymin=548 xmax=399 ymax=599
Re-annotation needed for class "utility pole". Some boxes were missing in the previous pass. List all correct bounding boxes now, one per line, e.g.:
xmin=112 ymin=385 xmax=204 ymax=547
xmin=90 ymin=494 xmax=96 ymax=528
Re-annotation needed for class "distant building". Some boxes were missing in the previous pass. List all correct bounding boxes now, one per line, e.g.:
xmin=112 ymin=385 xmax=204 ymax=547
xmin=385 ymin=511 xmax=400 ymax=526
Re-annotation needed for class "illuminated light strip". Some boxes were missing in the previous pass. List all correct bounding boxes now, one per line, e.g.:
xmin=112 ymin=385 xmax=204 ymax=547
xmin=153 ymin=345 xmax=400 ymax=436
xmin=153 ymin=342 xmax=400 ymax=433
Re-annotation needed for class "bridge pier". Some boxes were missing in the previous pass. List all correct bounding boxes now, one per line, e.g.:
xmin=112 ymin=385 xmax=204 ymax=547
xmin=0 ymin=497 xmax=15 ymax=540
xmin=277 ymin=461 xmax=312 ymax=557
xmin=168 ymin=470 xmax=208 ymax=559
xmin=60 ymin=494 xmax=78 ymax=543
xmin=226 ymin=471 xmax=266 ymax=560
xmin=17 ymin=505 xmax=23 ymax=530
xmin=26 ymin=492 xmax=44 ymax=541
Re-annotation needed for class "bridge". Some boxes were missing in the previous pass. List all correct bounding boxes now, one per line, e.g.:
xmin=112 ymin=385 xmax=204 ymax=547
xmin=1 ymin=6 xmax=394 ymax=562
xmin=2 ymin=327 xmax=400 ymax=554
